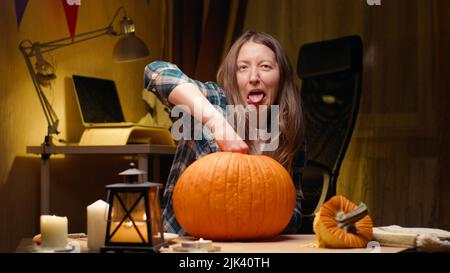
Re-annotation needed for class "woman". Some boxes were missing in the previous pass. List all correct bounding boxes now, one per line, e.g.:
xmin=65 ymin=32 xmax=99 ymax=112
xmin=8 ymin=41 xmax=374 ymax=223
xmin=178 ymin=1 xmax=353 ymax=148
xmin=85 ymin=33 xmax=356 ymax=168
xmin=144 ymin=30 xmax=305 ymax=234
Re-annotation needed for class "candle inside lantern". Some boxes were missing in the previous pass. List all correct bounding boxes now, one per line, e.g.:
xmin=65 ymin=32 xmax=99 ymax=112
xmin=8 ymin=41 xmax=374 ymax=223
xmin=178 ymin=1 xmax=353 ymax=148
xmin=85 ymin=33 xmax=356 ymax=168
xmin=87 ymin=200 xmax=109 ymax=251
xmin=40 ymin=215 xmax=68 ymax=249
xmin=109 ymin=219 xmax=148 ymax=243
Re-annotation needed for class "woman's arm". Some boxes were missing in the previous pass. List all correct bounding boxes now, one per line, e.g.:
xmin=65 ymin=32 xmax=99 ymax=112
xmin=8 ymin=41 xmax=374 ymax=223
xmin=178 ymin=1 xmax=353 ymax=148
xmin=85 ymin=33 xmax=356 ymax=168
xmin=144 ymin=61 xmax=248 ymax=153
xmin=169 ymin=83 xmax=248 ymax=153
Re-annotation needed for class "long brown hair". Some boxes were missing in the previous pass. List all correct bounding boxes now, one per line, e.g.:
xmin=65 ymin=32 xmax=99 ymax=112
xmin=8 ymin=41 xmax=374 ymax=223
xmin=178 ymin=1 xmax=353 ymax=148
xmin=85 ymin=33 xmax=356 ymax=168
xmin=217 ymin=30 xmax=304 ymax=174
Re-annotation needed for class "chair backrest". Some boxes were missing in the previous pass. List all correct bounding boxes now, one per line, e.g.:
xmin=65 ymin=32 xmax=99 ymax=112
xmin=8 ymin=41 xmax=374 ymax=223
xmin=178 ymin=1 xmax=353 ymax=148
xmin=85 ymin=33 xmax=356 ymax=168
xmin=297 ymin=35 xmax=363 ymax=232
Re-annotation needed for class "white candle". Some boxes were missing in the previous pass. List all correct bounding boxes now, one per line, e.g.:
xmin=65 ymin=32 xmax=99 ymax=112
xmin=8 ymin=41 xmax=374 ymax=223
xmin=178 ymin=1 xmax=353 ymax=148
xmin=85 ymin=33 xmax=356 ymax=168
xmin=40 ymin=215 xmax=68 ymax=249
xmin=198 ymin=238 xmax=212 ymax=248
xmin=87 ymin=200 xmax=109 ymax=251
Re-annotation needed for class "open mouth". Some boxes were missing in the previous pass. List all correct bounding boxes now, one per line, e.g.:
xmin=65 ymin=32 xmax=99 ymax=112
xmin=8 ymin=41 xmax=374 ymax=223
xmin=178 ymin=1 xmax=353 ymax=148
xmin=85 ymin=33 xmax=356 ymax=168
xmin=247 ymin=89 xmax=266 ymax=105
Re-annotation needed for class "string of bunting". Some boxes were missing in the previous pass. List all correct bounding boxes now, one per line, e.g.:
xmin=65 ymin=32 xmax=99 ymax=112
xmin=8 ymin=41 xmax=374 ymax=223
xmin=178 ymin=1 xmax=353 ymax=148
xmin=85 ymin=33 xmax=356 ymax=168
xmin=14 ymin=0 xmax=80 ymax=40
xmin=14 ymin=0 xmax=29 ymax=28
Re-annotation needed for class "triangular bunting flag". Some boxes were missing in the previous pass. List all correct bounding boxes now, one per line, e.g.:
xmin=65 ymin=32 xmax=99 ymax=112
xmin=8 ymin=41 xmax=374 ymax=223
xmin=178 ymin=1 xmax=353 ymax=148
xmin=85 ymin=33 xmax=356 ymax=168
xmin=14 ymin=0 xmax=29 ymax=28
xmin=61 ymin=0 xmax=79 ymax=40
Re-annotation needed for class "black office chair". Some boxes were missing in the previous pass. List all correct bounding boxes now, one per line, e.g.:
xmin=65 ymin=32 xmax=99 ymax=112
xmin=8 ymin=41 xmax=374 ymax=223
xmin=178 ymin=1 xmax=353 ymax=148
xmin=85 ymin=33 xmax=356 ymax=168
xmin=297 ymin=35 xmax=363 ymax=233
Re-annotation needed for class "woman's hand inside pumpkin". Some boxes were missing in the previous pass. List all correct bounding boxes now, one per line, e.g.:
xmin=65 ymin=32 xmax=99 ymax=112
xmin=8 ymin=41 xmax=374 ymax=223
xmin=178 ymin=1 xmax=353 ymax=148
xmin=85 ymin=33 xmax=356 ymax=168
xmin=207 ymin=115 xmax=249 ymax=154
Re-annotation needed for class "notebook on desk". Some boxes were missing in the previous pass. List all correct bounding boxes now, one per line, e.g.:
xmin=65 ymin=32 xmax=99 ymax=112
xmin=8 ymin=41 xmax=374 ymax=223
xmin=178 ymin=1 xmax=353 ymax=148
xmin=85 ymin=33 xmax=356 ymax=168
xmin=72 ymin=75 xmax=175 ymax=146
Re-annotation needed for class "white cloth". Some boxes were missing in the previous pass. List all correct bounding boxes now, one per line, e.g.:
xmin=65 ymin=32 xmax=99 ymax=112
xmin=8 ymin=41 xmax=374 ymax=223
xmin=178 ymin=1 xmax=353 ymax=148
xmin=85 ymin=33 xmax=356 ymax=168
xmin=417 ymin=234 xmax=450 ymax=253
xmin=373 ymin=225 xmax=450 ymax=252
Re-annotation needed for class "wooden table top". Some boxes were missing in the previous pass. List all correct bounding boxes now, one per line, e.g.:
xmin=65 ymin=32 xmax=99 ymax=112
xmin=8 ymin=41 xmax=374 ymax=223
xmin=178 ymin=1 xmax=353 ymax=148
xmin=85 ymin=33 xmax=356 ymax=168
xmin=16 ymin=234 xmax=409 ymax=253
xmin=26 ymin=144 xmax=177 ymax=155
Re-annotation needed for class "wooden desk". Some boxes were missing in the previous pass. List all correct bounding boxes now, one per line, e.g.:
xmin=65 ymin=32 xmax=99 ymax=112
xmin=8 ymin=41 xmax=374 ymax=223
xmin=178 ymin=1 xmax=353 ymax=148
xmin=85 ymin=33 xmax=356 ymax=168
xmin=16 ymin=235 xmax=409 ymax=253
xmin=26 ymin=144 xmax=176 ymax=215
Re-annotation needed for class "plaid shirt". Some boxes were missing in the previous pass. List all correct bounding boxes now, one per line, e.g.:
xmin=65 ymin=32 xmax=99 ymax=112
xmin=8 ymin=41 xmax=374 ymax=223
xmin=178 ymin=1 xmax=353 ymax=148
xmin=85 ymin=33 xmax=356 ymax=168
xmin=144 ymin=61 xmax=305 ymax=235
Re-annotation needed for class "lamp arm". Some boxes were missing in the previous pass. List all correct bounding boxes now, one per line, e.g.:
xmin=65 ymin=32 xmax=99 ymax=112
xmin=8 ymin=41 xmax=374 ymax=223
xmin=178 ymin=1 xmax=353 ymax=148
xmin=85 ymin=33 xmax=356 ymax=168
xmin=41 ymin=27 xmax=116 ymax=53
xmin=20 ymin=26 xmax=115 ymax=56
xmin=17 ymin=25 xmax=117 ymax=145
xmin=19 ymin=46 xmax=59 ymax=145
xmin=17 ymin=6 xmax=129 ymax=146
xmin=20 ymin=6 xmax=126 ymax=55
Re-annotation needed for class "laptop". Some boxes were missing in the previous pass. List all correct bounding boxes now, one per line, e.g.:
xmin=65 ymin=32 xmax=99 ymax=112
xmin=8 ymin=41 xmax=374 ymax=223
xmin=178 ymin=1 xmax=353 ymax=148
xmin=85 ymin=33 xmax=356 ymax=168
xmin=72 ymin=74 xmax=138 ymax=127
xmin=72 ymin=75 xmax=175 ymax=146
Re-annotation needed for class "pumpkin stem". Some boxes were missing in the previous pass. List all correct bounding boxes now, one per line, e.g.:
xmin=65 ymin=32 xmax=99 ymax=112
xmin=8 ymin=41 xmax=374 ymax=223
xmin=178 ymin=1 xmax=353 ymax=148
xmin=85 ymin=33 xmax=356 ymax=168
xmin=335 ymin=202 xmax=369 ymax=230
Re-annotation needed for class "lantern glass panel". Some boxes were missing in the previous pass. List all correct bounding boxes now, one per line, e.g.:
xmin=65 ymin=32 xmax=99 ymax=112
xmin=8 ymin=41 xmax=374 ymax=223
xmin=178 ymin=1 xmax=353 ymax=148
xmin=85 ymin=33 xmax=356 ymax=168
xmin=110 ymin=192 xmax=146 ymax=222
xmin=148 ymin=188 xmax=164 ymax=245
xmin=109 ymin=192 xmax=148 ymax=243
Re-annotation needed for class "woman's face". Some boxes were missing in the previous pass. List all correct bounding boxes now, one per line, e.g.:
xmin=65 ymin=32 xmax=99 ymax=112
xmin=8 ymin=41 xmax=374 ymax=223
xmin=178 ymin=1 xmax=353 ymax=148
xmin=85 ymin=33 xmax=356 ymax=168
xmin=236 ymin=41 xmax=280 ymax=107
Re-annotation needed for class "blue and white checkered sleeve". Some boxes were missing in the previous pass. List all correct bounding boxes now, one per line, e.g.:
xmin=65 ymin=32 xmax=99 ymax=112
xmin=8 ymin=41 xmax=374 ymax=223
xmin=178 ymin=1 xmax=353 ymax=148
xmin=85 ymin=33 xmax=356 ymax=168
xmin=144 ymin=61 xmax=227 ymax=109
xmin=144 ymin=61 xmax=193 ymax=108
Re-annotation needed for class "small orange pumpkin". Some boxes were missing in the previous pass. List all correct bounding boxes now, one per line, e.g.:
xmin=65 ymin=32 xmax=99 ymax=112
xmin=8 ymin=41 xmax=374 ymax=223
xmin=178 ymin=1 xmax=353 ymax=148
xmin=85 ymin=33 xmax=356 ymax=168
xmin=173 ymin=152 xmax=296 ymax=241
xmin=313 ymin=195 xmax=373 ymax=248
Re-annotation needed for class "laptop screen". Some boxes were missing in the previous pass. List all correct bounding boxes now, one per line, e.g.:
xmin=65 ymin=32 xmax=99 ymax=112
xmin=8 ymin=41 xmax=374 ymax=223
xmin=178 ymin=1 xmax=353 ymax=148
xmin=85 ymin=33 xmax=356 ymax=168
xmin=72 ymin=75 xmax=125 ymax=124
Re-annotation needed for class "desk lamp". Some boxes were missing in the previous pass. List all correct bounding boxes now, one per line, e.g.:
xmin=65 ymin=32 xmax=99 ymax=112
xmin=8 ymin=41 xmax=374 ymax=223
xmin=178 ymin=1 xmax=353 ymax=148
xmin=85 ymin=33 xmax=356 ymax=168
xmin=19 ymin=7 xmax=150 ymax=146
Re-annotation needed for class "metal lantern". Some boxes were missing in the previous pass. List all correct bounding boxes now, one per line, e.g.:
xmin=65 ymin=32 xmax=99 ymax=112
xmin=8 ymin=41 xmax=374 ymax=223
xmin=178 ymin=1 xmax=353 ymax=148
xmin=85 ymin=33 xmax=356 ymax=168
xmin=101 ymin=163 xmax=166 ymax=253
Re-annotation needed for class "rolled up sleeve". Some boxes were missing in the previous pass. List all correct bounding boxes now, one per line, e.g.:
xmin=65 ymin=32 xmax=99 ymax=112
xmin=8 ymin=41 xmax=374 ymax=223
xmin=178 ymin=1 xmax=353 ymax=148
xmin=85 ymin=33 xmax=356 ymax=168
xmin=144 ymin=61 xmax=194 ymax=108
xmin=144 ymin=61 xmax=228 ymax=111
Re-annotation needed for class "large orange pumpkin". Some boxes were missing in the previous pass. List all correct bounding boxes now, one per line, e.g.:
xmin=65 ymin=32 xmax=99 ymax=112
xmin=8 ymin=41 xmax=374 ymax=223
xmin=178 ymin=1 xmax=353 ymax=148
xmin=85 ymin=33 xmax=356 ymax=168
xmin=173 ymin=152 xmax=296 ymax=241
xmin=313 ymin=195 xmax=373 ymax=248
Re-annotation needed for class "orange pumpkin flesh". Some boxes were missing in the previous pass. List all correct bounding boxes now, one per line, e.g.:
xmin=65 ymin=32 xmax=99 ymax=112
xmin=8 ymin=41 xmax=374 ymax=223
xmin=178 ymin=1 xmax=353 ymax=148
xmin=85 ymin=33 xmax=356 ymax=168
xmin=173 ymin=152 xmax=296 ymax=241
xmin=313 ymin=195 xmax=373 ymax=248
